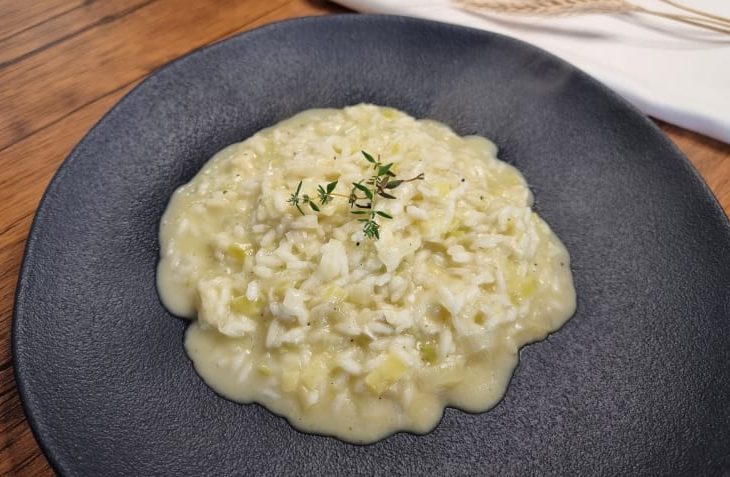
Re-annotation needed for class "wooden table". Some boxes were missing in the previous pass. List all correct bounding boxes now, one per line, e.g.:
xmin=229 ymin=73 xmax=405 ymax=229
xmin=0 ymin=1 xmax=728 ymax=474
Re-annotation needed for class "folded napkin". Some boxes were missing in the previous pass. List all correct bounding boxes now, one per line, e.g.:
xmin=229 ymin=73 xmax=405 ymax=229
xmin=333 ymin=0 xmax=730 ymax=143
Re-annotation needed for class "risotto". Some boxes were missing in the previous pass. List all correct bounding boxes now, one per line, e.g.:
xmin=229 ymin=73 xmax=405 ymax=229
xmin=157 ymin=104 xmax=576 ymax=443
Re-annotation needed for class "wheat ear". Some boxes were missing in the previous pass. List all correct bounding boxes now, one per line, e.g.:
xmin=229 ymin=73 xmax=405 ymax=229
xmin=454 ymin=0 xmax=633 ymax=15
xmin=455 ymin=0 xmax=730 ymax=34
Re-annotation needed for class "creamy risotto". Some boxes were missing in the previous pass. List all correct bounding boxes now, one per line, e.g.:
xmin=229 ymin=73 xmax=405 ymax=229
xmin=157 ymin=104 xmax=576 ymax=443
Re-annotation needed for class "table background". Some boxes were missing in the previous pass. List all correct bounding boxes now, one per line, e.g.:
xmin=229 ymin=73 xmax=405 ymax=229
xmin=0 ymin=1 xmax=727 ymax=474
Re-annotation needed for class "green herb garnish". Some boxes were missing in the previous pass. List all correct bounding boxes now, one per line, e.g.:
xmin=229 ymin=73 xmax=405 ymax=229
xmin=288 ymin=151 xmax=424 ymax=240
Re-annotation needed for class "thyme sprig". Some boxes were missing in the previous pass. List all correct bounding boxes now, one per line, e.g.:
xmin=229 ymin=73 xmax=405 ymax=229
xmin=287 ymin=150 xmax=424 ymax=239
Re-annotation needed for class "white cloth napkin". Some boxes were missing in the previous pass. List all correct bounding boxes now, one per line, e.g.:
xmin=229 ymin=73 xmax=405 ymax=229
xmin=333 ymin=0 xmax=730 ymax=143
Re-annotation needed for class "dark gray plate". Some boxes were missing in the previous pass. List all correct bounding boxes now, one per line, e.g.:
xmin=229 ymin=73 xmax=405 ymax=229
xmin=13 ymin=15 xmax=730 ymax=476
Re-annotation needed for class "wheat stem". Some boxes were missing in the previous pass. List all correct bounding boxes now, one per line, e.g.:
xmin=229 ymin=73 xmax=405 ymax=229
xmin=637 ymin=7 xmax=730 ymax=34
xmin=659 ymin=0 xmax=730 ymax=26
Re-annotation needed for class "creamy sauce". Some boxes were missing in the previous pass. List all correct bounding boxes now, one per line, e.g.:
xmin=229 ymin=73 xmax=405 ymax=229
xmin=158 ymin=104 xmax=576 ymax=443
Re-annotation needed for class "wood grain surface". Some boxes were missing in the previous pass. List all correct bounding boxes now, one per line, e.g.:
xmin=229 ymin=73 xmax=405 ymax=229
xmin=0 ymin=1 xmax=727 ymax=474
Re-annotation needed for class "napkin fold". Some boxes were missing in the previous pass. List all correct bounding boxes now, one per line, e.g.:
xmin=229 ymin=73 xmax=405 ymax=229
xmin=333 ymin=0 xmax=730 ymax=144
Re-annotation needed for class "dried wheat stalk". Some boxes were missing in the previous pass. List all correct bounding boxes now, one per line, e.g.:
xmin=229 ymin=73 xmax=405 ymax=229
xmin=456 ymin=0 xmax=631 ymax=15
xmin=455 ymin=0 xmax=730 ymax=34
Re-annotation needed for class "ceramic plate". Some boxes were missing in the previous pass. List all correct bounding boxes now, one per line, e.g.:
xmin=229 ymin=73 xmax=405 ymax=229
xmin=13 ymin=15 xmax=730 ymax=475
